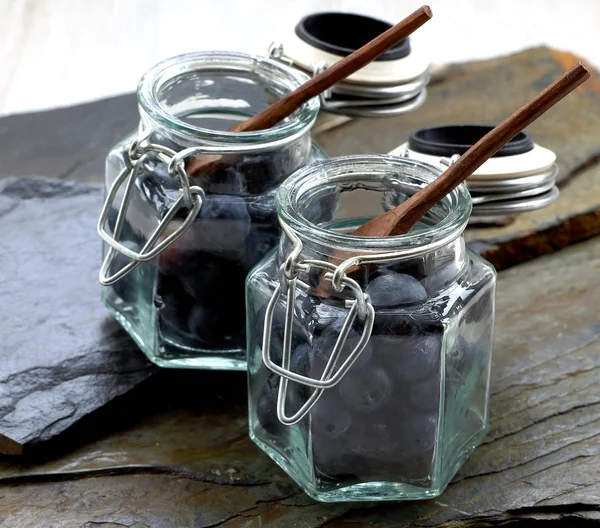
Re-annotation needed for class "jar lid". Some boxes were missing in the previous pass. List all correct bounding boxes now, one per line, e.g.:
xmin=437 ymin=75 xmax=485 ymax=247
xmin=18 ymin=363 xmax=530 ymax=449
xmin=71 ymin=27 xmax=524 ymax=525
xmin=389 ymin=124 xmax=560 ymax=218
xmin=295 ymin=13 xmax=411 ymax=62
xmin=269 ymin=12 xmax=429 ymax=118
xmin=282 ymin=13 xmax=429 ymax=85
xmin=409 ymin=125 xmax=534 ymax=158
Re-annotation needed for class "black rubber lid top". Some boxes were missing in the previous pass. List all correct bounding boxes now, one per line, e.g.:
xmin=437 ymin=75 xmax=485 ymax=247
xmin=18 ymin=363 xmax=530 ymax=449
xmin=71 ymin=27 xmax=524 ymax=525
xmin=295 ymin=12 xmax=411 ymax=61
xmin=408 ymin=125 xmax=534 ymax=158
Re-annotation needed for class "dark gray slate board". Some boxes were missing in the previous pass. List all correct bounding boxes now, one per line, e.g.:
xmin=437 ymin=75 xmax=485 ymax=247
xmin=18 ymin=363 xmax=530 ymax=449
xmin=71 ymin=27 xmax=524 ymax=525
xmin=0 ymin=94 xmax=138 ymax=184
xmin=0 ymin=178 xmax=155 ymax=454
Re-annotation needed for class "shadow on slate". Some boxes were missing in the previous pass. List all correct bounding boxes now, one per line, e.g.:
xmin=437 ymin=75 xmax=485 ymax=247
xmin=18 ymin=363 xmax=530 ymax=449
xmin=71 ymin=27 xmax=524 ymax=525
xmin=1 ymin=237 xmax=599 ymax=526
xmin=0 ymin=93 xmax=138 ymax=184
xmin=0 ymin=177 xmax=155 ymax=455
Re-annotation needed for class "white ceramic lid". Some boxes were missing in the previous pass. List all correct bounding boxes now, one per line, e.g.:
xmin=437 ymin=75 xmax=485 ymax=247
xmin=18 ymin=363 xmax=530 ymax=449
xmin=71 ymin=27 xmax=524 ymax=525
xmin=390 ymin=142 xmax=557 ymax=180
xmin=278 ymin=29 xmax=429 ymax=85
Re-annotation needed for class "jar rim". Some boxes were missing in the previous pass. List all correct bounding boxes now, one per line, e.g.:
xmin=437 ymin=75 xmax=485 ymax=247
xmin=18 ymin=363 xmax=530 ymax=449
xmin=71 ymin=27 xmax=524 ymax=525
xmin=137 ymin=51 xmax=319 ymax=146
xmin=276 ymin=155 xmax=473 ymax=251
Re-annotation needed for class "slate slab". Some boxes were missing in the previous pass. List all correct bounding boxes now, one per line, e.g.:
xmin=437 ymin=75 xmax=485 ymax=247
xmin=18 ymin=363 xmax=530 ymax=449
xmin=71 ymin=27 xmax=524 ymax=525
xmin=318 ymin=47 xmax=600 ymax=271
xmin=0 ymin=178 xmax=155 ymax=454
xmin=1 ymin=235 xmax=599 ymax=526
xmin=0 ymin=93 xmax=137 ymax=184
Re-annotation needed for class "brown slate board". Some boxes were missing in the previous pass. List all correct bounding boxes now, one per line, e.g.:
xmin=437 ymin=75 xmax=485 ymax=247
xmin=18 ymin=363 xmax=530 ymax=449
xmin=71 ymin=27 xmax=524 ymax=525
xmin=317 ymin=47 xmax=600 ymax=271
xmin=0 ymin=178 xmax=156 ymax=455
xmin=1 ymin=235 xmax=599 ymax=526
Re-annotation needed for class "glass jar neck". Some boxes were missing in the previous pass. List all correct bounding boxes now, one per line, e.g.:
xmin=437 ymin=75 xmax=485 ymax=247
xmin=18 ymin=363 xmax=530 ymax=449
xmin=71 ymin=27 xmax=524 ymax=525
xmin=275 ymin=155 xmax=473 ymax=293
xmin=136 ymin=51 xmax=318 ymax=149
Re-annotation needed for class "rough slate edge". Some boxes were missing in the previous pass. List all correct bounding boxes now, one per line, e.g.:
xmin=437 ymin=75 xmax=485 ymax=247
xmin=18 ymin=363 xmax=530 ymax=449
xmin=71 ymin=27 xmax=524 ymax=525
xmin=317 ymin=47 xmax=600 ymax=272
xmin=0 ymin=237 xmax=599 ymax=527
xmin=0 ymin=178 xmax=156 ymax=455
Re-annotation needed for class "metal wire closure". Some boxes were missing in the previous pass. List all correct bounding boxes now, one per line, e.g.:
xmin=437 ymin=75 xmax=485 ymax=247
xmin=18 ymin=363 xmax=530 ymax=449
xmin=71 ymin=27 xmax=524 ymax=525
xmin=267 ymin=41 xmax=295 ymax=67
xmin=261 ymin=219 xmax=463 ymax=425
xmin=98 ymin=135 xmax=206 ymax=286
xmin=99 ymin=133 xmax=305 ymax=285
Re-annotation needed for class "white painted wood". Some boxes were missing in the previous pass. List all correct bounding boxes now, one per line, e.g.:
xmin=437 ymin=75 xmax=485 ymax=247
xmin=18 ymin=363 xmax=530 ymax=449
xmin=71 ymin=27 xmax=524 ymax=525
xmin=1 ymin=0 xmax=599 ymax=116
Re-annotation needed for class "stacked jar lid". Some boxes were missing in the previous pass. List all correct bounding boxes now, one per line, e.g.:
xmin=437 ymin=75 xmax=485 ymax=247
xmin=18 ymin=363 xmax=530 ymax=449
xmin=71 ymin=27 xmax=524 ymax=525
xmin=269 ymin=12 xmax=429 ymax=117
xmin=390 ymin=125 xmax=559 ymax=218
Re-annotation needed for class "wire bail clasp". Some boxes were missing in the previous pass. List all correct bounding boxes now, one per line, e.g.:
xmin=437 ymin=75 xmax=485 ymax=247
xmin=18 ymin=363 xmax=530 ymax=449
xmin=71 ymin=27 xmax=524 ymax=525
xmin=97 ymin=136 xmax=205 ymax=286
xmin=261 ymin=223 xmax=375 ymax=425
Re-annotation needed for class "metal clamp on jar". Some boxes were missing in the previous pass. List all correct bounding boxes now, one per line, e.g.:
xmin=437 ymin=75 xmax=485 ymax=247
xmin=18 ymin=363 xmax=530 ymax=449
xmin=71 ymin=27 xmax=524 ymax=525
xmin=268 ymin=12 xmax=429 ymax=118
xmin=390 ymin=125 xmax=559 ymax=219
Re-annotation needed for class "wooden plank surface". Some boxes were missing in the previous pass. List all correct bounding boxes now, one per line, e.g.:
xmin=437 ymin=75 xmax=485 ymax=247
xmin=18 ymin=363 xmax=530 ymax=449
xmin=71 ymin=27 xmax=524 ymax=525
xmin=1 ymin=235 xmax=598 ymax=526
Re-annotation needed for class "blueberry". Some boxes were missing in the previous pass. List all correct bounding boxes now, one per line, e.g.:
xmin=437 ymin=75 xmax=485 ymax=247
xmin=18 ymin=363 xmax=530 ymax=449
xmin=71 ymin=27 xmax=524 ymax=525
xmin=316 ymin=330 xmax=373 ymax=372
xmin=244 ymin=228 xmax=279 ymax=270
xmin=366 ymin=273 xmax=427 ymax=308
xmin=291 ymin=343 xmax=312 ymax=376
xmin=187 ymin=301 xmax=244 ymax=345
xmin=179 ymin=254 xmax=245 ymax=303
xmin=315 ymin=306 xmax=374 ymax=370
xmin=193 ymin=194 xmax=251 ymax=261
xmin=157 ymin=285 xmax=194 ymax=341
xmin=203 ymin=166 xmax=246 ymax=195
xmin=397 ymin=411 xmax=438 ymax=455
xmin=371 ymin=313 xmax=415 ymax=337
xmin=376 ymin=258 xmax=427 ymax=281
xmin=347 ymin=419 xmax=397 ymax=459
xmin=448 ymin=335 xmax=470 ymax=371
xmin=409 ymin=377 xmax=441 ymax=412
xmin=311 ymin=392 xmax=352 ymax=439
xmin=157 ymin=220 xmax=200 ymax=276
xmin=257 ymin=380 xmax=281 ymax=435
xmin=255 ymin=302 xmax=307 ymax=365
xmin=378 ymin=332 xmax=441 ymax=383
xmin=312 ymin=436 xmax=354 ymax=480
xmin=338 ymin=363 xmax=392 ymax=413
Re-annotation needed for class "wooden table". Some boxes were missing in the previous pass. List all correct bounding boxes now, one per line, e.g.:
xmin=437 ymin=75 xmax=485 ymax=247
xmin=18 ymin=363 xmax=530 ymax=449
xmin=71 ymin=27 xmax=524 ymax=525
xmin=1 ymin=47 xmax=599 ymax=527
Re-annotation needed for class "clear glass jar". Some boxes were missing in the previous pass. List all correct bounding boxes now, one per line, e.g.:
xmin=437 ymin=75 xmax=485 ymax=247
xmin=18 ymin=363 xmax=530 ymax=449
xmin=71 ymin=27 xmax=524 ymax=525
xmin=99 ymin=51 xmax=325 ymax=370
xmin=246 ymin=155 xmax=496 ymax=502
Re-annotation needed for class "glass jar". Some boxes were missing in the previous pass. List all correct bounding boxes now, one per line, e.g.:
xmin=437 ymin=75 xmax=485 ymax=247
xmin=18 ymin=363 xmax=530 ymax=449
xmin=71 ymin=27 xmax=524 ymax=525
xmin=246 ymin=155 xmax=496 ymax=502
xmin=98 ymin=51 xmax=325 ymax=370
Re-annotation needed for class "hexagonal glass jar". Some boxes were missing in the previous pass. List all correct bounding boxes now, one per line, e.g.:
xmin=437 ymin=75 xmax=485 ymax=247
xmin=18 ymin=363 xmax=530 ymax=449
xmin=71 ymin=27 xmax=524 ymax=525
xmin=246 ymin=155 xmax=496 ymax=502
xmin=100 ymin=51 xmax=325 ymax=370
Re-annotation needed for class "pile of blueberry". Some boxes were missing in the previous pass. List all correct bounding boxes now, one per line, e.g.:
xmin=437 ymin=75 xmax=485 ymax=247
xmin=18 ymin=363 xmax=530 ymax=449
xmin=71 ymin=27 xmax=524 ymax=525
xmin=255 ymin=268 xmax=478 ymax=485
xmin=152 ymin=189 xmax=280 ymax=349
